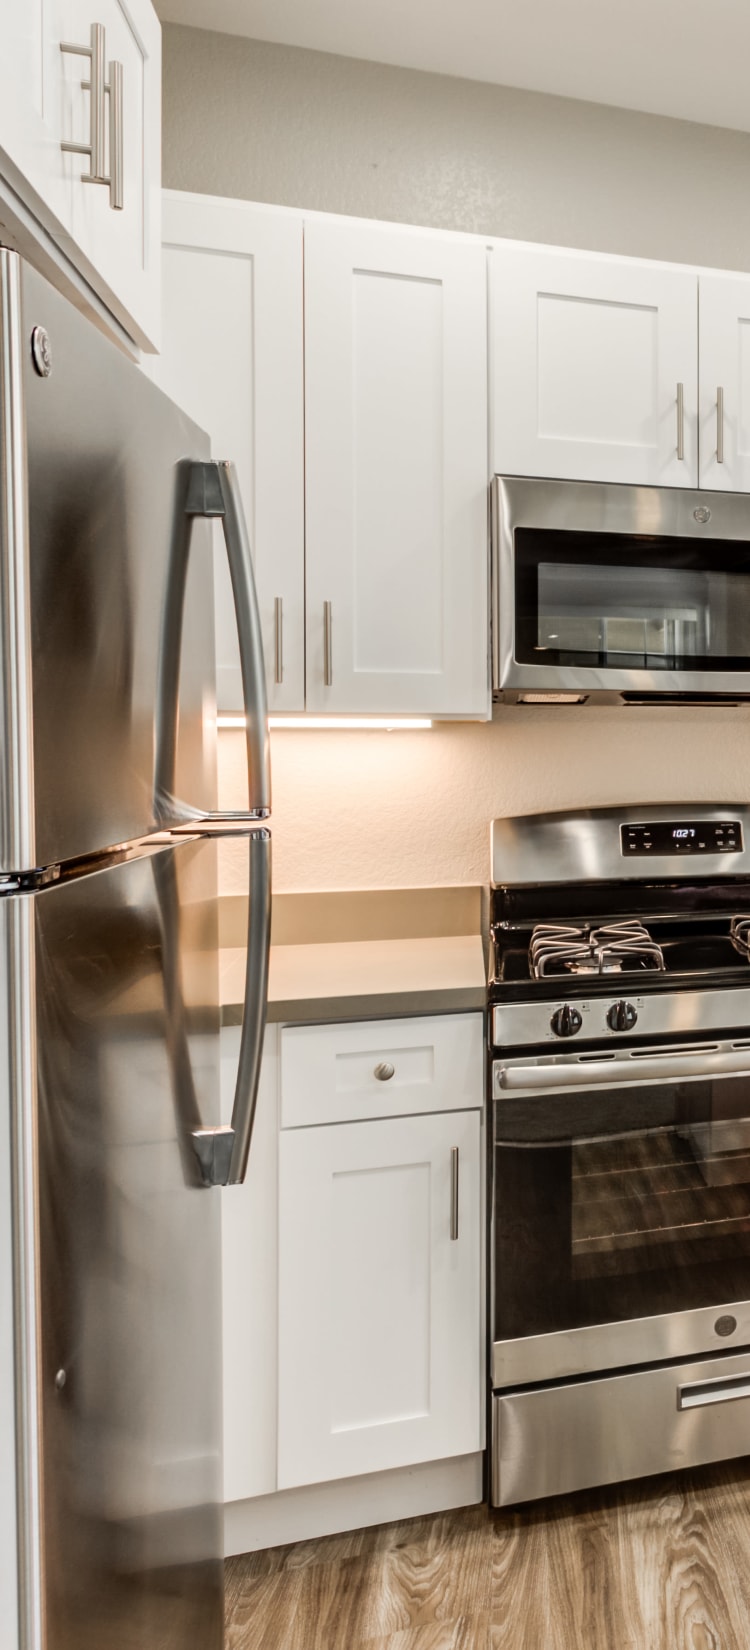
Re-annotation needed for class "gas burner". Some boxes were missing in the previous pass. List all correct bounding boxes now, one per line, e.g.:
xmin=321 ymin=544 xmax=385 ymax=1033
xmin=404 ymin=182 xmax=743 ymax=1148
xmin=730 ymin=916 xmax=750 ymax=960
xmin=529 ymin=920 xmax=666 ymax=980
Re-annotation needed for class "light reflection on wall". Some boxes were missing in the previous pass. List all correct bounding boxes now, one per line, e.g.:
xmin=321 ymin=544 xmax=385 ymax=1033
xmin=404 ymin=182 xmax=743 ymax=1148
xmin=217 ymin=709 xmax=750 ymax=895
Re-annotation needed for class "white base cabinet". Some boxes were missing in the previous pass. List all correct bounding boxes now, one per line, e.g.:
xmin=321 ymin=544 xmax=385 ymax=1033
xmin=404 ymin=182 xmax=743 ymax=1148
xmin=221 ymin=1011 xmax=484 ymax=1526
xmin=277 ymin=1107 xmax=482 ymax=1489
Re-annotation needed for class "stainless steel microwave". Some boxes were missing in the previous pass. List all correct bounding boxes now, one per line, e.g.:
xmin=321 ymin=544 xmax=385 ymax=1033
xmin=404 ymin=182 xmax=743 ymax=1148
xmin=492 ymin=476 xmax=750 ymax=704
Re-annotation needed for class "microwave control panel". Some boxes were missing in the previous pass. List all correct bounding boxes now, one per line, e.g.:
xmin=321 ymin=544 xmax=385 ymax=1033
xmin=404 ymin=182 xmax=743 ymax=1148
xmin=621 ymin=820 xmax=743 ymax=856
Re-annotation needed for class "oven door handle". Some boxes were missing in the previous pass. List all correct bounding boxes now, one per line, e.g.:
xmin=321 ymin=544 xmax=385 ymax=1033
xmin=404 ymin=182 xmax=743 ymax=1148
xmin=496 ymin=1047 xmax=750 ymax=1093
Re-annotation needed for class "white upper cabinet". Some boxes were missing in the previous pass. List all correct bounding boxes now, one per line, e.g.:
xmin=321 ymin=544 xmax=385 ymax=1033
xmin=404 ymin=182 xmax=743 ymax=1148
xmin=491 ymin=245 xmax=698 ymax=487
xmin=304 ymin=220 xmax=489 ymax=716
xmin=0 ymin=0 xmax=160 ymax=351
xmin=58 ymin=0 xmax=161 ymax=350
xmin=153 ymin=194 xmax=305 ymax=712
xmin=698 ymin=275 xmax=750 ymax=492
xmin=0 ymin=4 xmax=67 ymax=228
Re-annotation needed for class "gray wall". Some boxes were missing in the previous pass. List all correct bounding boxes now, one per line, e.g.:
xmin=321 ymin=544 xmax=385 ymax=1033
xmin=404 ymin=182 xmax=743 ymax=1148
xmin=163 ymin=23 xmax=750 ymax=271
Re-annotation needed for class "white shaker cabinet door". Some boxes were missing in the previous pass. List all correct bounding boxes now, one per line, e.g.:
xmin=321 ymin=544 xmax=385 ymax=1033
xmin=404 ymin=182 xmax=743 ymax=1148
xmin=57 ymin=0 xmax=161 ymax=350
xmin=491 ymin=245 xmax=698 ymax=487
xmin=154 ymin=194 xmax=305 ymax=713
xmin=699 ymin=275 xmax=750 ymax=492
xmin=304 ymin=220 xmax=489 ymax=717
xmin=0 ymin=2 xmax=67 ymax=231
xmin=277 ymin=1109 xmax=482 ymax=1488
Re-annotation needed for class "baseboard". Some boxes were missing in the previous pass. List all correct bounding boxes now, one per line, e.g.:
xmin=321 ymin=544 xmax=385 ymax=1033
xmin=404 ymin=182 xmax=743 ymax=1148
xmin=223 ymin=1452 xmax=485 ymax=1556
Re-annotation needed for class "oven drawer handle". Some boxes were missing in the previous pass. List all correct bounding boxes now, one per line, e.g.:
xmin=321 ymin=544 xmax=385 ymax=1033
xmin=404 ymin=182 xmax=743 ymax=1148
xmin=496 ymin=1048 xmax=750 ymax=1092
xmin=678 ymin=1372 xmax=750 ymax=1411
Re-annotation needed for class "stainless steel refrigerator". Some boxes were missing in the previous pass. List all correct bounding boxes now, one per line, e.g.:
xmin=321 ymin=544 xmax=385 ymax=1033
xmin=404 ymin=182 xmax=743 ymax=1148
xmin=0 ymin=249 xmax=271 ymax=1650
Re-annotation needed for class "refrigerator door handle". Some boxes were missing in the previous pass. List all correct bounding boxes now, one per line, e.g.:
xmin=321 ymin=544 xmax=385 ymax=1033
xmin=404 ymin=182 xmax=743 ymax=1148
xmin=194 ymin=828 xmax=271 ymax=1187
xmin=155 ymin=458 xmax=271 ymax=824
xmin=156 ymin=827 xmax=271 ymax=1188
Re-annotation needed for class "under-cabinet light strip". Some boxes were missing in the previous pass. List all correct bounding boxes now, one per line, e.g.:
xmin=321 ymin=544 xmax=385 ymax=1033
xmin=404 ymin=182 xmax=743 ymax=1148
xmin=217 ymin=716 xmax=433 ymax=731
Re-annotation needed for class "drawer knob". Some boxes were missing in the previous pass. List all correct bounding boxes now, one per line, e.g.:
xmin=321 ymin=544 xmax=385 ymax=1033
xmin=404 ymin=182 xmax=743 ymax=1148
xmin=374 ymin=1061 xmax=395 ymax=1082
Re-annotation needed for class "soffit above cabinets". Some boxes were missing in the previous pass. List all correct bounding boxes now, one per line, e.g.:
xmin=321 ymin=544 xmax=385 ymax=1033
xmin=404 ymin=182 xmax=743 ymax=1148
xmin=154 ymin=0 xmax=750 ymax=136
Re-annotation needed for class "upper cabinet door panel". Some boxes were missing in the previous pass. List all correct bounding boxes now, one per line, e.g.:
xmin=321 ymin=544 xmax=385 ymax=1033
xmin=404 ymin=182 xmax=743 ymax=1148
xmin=58 ymin=0 xmax=161 ymax=350
xmin=304 ymin=221 xmax=489 ymax=717
xmin=491 ymin=246 xmax=698 ymax=487
xmin=0 ymin=1 xmax=67 ymax=225
xmin=153 ymin=195 xmax=305 ymax=714
xmin=698 ymin=275 xmax=750 ymax=493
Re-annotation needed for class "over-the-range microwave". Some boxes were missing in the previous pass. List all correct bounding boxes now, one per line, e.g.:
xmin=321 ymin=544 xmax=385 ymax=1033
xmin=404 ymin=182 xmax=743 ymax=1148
xmin=492 ymin=475 xmax=750 ymax=704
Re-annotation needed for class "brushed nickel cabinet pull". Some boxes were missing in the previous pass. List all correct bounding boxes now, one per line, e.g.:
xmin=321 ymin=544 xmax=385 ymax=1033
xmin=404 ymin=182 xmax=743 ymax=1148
xmin=323 ymin=600 xmax=333 ymax=687
xmin=717 ymin=386 xmax=725 ymax=464
xmin=676 ymin=382 xmax=685 ymax=461
xmin=274 ymin=597 xmax=283 ymax=685
xmin=61 ymin=25 xmax=124 ymax=209
xmin=450 ymin=1147 xmax=459 ymax=1241
xmin=374 ymin=1061 xmax=395 ymax=1081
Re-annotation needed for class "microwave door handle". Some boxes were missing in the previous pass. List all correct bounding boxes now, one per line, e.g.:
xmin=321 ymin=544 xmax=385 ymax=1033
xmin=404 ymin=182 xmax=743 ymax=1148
xmin=496 ymin=1047 xmax=750 ymax=1094
xmin=154 ymin=459 xmax=270 ymax=825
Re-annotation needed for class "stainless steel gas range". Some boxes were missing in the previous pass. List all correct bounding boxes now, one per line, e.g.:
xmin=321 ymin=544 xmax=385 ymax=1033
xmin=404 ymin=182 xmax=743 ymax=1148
xmin=489 ymin=803 xmax=750 ymax=1507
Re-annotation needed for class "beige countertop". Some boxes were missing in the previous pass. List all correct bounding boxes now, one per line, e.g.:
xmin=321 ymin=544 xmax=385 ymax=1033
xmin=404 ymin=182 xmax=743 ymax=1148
xmin=220 ymin=934 xmax=487 ymax=1026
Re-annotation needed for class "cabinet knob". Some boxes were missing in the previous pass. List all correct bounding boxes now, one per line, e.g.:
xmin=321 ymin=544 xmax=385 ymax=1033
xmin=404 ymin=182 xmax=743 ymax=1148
xmin=374 ymin=1061 xmax=395 ymax=1081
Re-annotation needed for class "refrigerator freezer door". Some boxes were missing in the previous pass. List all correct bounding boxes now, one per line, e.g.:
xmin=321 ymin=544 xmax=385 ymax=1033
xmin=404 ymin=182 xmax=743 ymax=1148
xmin=3 ymin=835 xmax=230 ymax=1650
xmin=0 ymin=250 xmax=218 ymax=874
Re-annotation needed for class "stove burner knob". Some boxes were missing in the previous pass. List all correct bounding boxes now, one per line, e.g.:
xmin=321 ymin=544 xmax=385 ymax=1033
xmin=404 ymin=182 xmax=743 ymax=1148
xmin=550 ymin=1005 xmax=583 ymax=1038
xmin=606 ymin=1000 xmax=638 ymax=1033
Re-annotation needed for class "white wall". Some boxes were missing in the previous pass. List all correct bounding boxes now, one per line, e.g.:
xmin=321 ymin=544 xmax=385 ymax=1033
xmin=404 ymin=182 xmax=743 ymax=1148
xmin=163 ymin=26 xmax=750 ymax=894
xmin=218 ymin=710 xmax=750 ymax=893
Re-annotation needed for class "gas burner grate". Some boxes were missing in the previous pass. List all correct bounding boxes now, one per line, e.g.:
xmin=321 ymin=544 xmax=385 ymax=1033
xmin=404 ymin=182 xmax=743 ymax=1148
xmin=529 ymin=920 xmax=666 ymax=979
xmin=730 ymin=916 xmax=750 ymax=960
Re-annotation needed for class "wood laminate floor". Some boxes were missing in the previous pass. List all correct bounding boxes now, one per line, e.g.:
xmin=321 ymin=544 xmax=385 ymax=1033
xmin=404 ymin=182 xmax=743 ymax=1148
xmin=224 ymin=1459 xmax=750 ymax=1650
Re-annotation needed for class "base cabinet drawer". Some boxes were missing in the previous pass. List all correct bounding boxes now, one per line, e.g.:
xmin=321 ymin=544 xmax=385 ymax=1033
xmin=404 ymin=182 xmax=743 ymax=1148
xmin=492 ymin=1348 xmax=750 ymax=1508
xmin=280 ymin=1012 xmax=483 ymax=1128
xmin=278 ymin=1108 xmax=482 ymax=1489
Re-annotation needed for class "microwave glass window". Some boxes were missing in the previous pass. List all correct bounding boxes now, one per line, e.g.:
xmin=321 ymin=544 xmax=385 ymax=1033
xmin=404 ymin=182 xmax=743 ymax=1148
xmin=514 ymin=528 xmax=750 ymax=670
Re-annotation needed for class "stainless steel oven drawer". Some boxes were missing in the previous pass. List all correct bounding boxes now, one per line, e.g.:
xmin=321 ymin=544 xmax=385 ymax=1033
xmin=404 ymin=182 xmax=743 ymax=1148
xmin=492 ymin=1348 xmax=750 ymax=1507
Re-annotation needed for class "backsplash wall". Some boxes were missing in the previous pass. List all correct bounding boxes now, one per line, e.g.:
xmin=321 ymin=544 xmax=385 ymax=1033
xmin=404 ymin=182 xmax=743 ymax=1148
xmin=219 ymin=711 xmax=750 ymax=893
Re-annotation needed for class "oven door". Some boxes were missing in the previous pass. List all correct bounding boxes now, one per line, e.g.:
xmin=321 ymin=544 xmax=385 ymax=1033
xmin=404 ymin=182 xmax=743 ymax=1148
xmin=492 ymin=476 xmax=750 ymax=701
xmin=491 ymin=1039 xmax=750 ymax=1387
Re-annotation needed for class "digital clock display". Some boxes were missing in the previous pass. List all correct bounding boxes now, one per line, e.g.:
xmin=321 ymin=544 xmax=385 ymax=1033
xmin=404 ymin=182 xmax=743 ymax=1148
xmin=621 ymin=820 xmax=743 ymax=856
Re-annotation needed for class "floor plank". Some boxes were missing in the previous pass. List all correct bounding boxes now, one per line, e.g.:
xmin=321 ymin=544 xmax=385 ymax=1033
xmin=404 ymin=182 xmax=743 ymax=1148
xmin=225 ymin=1459 xmax=750 ymax=1650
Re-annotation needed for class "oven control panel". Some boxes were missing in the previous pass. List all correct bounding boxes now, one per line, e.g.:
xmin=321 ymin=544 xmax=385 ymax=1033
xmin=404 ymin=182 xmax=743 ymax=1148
xmin=621 ymin=820 xmax=743 ymax=857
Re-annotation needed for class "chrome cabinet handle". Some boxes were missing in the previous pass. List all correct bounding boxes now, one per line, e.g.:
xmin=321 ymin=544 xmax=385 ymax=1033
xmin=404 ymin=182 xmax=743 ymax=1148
xmin=274 ymin=596 xmax=284 ymax=685
xmin=61 ymin=24 xmax=124 ymax=209
xmin=676 ymin=382 xmax=685 ymax=461
xmin=374 ymin=1061 xmax=395 ymax=1081
xmin=154 ymin=459 xmax=270 ymax=822
xmin=450 ymin=1147 xmax=459 ymax=1240
xmin=717 ymin=386 xmax=725 ymax=465
xmin=323 ymin=601 xmax=333 ymax=686
xmin=108 ymin=60 xmax=124 ymax=211
xmin=678 ymin=1371 xmax=750 ymax=1411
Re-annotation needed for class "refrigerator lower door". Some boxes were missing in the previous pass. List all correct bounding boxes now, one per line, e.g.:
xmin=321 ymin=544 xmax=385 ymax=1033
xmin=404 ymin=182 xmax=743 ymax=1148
xmin=3 ymin=835 xmax=229 ymax=1650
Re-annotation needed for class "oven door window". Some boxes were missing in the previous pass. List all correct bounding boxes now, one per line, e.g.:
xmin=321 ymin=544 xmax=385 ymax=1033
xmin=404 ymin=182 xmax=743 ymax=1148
xmin=494 ymin=1075 xmax=750 ymax=1341
xmin=513 ymin=527 xmax=750 ymax=671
